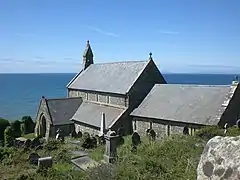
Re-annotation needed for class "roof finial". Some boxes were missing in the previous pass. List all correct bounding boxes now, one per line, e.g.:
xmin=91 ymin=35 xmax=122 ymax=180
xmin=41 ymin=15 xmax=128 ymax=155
xmin=87 ymin=40 xmax=90 ymax=45
xmin=149 ymin=52 xmax=153 ymax=60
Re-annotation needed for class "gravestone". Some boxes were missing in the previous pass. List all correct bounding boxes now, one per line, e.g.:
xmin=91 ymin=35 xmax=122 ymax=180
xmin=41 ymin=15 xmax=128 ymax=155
xmin=104 ymin=131 xmax=119 ymax=163
xmin=77 ymin=131 xmax=82 ymax=138
xmin=148 ymin=129 xmax=156 ymax=141
xmin=38 ymin=157 xmax=53 ymax=169
xmin=28 ymin=152 xmax=41 ymax=165
xmin=183 ymin=127 xmax=189 ymax=135
xmin=70 ymin=130 xmax=77 ymax=138
xmin=132 ymin=131 xmax=141 ymax=146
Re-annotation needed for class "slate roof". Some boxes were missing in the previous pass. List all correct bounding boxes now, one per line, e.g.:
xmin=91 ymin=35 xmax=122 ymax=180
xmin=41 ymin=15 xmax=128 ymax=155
xmin=131 ymin=84 xmax=232 ymax=125
xmin=71 ymin=101 xmax=127 ymax=128
xmin=46 ymin=97 xmax=83 ymax=125
xmin=67 ymin=60 xmax=149 ymax=94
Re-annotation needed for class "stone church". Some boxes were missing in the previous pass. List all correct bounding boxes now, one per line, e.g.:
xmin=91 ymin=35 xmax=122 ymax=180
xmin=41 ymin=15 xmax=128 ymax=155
xmin=35 ymin=41 xmax=240 ymax=140
xmin=34 ymin=41 xmax=166 ymax=139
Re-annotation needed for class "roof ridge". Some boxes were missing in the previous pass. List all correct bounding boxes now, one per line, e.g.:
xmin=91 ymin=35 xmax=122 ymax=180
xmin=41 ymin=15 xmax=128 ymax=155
xmin=46 ymin=97 xmax=82 ymax=101
xmin=155 ymin=84 xmax=231 ymax=87
xmin=94 ymin=60 xmax=148 ymax=65
xmin=83 ymin=100 xmax=126 ymax=109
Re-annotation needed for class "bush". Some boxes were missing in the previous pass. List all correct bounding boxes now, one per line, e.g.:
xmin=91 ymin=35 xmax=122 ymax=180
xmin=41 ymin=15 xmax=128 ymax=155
xmin=11 ymin=120 xmax=22 ymax=138
xmin=4 ymin=126 xmax=15 ymax=147
xmin=21 ymin=116 xmax=34 ymax=134
xmin=81 ymin=135 xmax=97 ymax=149
xmin=44 ymin=139 xmax=61 ymax=151
xmin=0 ymin=118 xmax=10 ymax=144
xmin=226 ymin=127 xmax=240 ymax=136
xmin=195 ymin=126 xmax=224 ymax=141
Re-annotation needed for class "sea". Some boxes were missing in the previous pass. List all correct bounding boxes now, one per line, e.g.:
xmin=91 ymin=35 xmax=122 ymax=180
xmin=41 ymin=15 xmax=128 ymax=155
xmin=0 ymin=73 xmax=239 ymax=121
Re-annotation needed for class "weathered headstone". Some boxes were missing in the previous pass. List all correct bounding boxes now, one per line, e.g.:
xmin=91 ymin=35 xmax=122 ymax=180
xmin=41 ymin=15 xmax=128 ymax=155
xmin=104 ymin=131 xmax=119 ymax=163
xmin=70 ymin=129 xmax=77 ymax=138
xmin=77 ymin=131 xmax=82 ymax=138
xmin=38 ymin=157 xmax=53 ymax=169
xmin=183 ymin=127 xmax=189 ymax=135
xmin=28 ymin=152 xmax=41 ymax=165
xmin=148 ymin=129 xmax=156 ymax=141
xmin=132 ymin=131 xmax=141 ymax=146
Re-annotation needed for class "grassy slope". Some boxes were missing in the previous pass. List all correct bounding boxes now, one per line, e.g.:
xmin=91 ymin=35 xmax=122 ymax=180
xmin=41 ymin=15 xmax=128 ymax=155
xmin=1 ymin=126 xmax=240 ymax=180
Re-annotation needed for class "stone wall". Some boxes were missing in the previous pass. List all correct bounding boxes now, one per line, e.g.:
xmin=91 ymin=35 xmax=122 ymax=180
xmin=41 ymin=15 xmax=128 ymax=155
xmin=128 ymin=60 xmax=166 ymax=111
xmin=219 ymin=83 xmax=240 ymax=127
xmin=68 ymin=89 xmax=126 ymax=107
xmin=133 ymin=117 xmax=197 ymax=139
xmin=50 ymin=124 xmax=74 ymax=137
xmin=34 ymin=98 xmax=52 ymax=140
xmin=74 ymin=123 xmax=100 ymax=135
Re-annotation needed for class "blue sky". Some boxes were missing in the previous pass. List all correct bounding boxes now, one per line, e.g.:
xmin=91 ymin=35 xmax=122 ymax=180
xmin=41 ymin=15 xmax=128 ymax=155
xmin=0 ymin=0 xmax=240 ymax=73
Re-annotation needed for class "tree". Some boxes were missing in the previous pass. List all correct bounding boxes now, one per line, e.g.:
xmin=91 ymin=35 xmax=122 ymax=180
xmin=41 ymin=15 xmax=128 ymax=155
xmin=11 ymin=120 xmax=22 ymax=138
xmin=0 ymin=118 xmax=10 ymax=146
xmin=4 ymin=126 xmax=14 ymax=147
xmin=21 ymin=116 xmax=34 ymax=134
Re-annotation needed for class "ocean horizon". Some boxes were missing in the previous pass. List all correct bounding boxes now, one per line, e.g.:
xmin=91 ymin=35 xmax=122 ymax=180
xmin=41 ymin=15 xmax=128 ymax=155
xmin=0 ymin=73 xmax=239 ymax=121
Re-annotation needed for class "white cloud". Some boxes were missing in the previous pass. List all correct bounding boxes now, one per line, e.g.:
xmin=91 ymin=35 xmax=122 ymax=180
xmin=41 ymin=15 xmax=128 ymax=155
xmin=159 ymin=30 xmax=179 ymax=35
xmin=87 ymin=26 xmax=120 ymax=38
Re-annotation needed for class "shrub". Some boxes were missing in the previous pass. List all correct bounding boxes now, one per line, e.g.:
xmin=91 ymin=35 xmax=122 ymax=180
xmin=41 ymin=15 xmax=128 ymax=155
xmin=0 ymin=118 xmax=10 ymax=144
xmin=81 ymin=134 xmax=97 ymax=149
xmin=21 ymin=116 xmax=34 ymax=134
xmin=195 ymin=126 xmax=224 ymax=141
xmin=4 ymin=126 xmax=15 ymax=147
xmin=226 ymin=127 xmax=240 ymax=136
xmin=11 ymin=120 xmax=22 ymax=138
xmin=44 ymin=139 xmax=61 ymax=151
xmin=83 ymin=132 xmax=90 ymax=139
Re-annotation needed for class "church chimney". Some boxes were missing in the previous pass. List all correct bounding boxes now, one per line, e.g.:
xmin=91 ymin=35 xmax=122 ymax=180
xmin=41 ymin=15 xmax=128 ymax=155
xmin=83 ymin=40 xmax=94 ymax=70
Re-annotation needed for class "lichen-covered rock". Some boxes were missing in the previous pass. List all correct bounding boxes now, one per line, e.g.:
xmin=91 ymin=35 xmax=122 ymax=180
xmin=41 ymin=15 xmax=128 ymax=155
xmin=197 ymin=136 xmax=240 ymax=180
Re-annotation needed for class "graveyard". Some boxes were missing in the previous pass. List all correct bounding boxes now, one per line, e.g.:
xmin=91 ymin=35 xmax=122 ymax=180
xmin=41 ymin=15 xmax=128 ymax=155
xmin=1 ymin=121 xmax=240 ymax=179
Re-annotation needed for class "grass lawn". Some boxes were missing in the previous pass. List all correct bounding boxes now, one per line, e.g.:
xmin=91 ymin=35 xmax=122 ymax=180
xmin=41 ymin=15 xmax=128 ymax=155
xmin=21 ymin=133 xmax=36 ymax=139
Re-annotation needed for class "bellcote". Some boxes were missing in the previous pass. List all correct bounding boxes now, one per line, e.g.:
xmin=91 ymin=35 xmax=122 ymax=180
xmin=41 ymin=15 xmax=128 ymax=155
xmin=83 ymin=40 xmax=94 ymax=70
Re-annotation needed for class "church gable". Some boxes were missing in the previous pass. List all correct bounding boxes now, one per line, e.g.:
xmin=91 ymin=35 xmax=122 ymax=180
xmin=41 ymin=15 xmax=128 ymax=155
xmin=67 ymin=60 xmax=149 ymax=95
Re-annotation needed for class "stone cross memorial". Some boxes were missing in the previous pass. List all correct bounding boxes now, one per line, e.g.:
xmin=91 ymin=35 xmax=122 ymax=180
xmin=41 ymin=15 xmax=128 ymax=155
xmin=99 ymin=112 xmax=106 ymax=137
xmin=104 ymin=130 xmax=119 ymax=163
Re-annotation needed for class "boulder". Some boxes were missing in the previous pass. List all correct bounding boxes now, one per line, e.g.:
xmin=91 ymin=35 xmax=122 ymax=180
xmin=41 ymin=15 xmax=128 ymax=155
xmin=197 ymin=136 xmax=240 ymax=180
